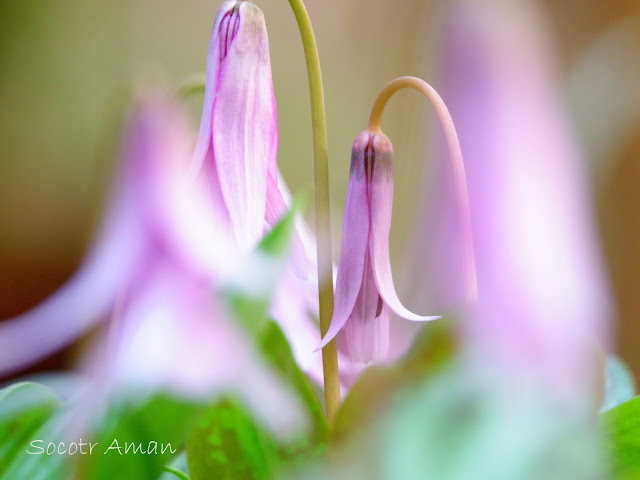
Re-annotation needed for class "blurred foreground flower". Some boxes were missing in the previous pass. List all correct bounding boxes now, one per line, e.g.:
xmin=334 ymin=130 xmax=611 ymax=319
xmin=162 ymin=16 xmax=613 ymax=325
xmin=0 ymin=94 xmax=304 ymax=430
xmin=413 ymin=0 xmax=611 ymax=398
xmin=317 ymin=131 xmax=439 ymax=364
xmin=0 ymin=91 xmax=233 ymax=376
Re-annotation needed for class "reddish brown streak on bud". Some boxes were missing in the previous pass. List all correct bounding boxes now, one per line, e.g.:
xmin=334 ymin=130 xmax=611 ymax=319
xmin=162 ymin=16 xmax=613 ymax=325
xmin=363 ymin=135 xmax=375 ymax=215
xmin=219 ymin=3 xmax=242 ymax=63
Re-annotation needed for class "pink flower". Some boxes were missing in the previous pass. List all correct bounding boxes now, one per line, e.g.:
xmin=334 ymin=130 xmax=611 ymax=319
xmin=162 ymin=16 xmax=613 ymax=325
xmin=191 ymin=0 xmax=309 ymax=274
xmin=317 ymin=131 xmax=440 ymax=364
xmin=0 ymin=94 xmax=304 ymax=431
xmin=191 ymin=1 xmax=361 ymax=385
xmin=414 ymin=0 xmax=611 ymax=395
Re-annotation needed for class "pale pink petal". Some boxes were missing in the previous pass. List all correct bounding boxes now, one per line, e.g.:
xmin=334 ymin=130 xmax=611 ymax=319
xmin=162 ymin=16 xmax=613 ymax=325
xmin=106 ymin=261 xmax=305 ymax=435
xmin=316 ymin=132 xmax=372 ymax=351
xmin=128 ymin=100 xmax=240 ymax=279
xmin=0 ymin=198 xmax=145 ymax=376
xmin=211 ymin=2 xmax=278 ymax=250
xmin=190 ymin=0 xmax=236 ymax=175
xmin=265 ymin=173 xmax=314 ymax=280
xmin=345 ymin=252 xmax=390 ymax=364
xmin=368 ymin=134 xmax=441 ymax=323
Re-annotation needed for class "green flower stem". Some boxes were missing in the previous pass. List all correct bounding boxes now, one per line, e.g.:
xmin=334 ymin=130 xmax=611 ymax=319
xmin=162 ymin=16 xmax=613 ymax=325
xmin=177 ymin=73 xmax=206 ymax=98
xmin=368 ymin=76 xmax=478 ymax=302
xmin=287 ymin=0 xmax=341 ymax=423
xmin=161 ymin=465 xmax=192 ymax=480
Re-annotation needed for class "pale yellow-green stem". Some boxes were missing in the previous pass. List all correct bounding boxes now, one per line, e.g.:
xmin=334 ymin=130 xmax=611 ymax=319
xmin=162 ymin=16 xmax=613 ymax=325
xmin=287 ymin=0 xmax=341 ymax=423
xmin=368 ymin=76 xmax=478 ymax=303
xmin=177 ymin=73 xmax=207 ymax=98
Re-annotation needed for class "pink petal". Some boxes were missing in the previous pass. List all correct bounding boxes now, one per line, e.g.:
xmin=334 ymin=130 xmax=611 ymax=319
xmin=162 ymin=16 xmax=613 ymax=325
xmin=265 ymin=173 xmax=314 ymax=280
xmin=105 ymin=261 xmax=305 ymax=436
xmin=368 ymin=133 xmax=441 ymax=322
xmin=315 ymin=132 xmax=372 ymax=351
xmin=344 ymin=251 xmax=390 ymax=364
xmin=211 ymin=2 xmax=278 ymax=250
xmin=0 ymin=184 xmax=146 ymax=377
xmin=190 ymin=1 xmax=235 ymax=176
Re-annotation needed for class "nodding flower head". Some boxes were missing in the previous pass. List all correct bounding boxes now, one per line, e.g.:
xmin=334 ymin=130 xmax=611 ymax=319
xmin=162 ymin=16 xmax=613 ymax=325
xmin=316 ymin=130 xmax=441 ymax=364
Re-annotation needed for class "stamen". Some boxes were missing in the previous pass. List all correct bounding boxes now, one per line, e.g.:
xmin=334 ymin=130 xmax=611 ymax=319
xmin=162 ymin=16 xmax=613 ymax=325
xmin=375 ymin=295 xmax=383 ymax=318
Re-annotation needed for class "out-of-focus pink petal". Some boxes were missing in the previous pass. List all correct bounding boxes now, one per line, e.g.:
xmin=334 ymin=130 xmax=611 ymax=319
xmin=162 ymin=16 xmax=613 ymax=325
xmin=211 ymin=2 xmax=278 ymax=250
xmin=125 ymin=99 xmax=240 ymax=280
xmin=0 ymin=93 xmax=241 ymax=378
xmin=102 ymin=260 xmax=305 ymax=435
xmin=265 ymin=173 xmax=314 ymax=280
xmin=368 ymin=134 xmax=441 ymax=323
xmin=345 ymin=252 xmax=390 ymax=364
xmin=316 ymin=132 xmax=372 ymax=351
xmin=413 ymin=0 xmax=611 ymax=397
xmin=0 ymin=196 xmax=145 ymax=376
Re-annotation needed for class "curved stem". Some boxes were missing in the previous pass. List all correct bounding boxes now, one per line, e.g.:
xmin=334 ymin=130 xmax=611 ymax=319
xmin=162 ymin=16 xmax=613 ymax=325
xmin=177 ymin=73 xmax=206 ymax=98
xmin=161 ymin=466 xmax=191 ymax=480
xmin=287 ymin=0 xmax=340 ymax=423
xmin=368 ymin=76 xmax=478 ymax=303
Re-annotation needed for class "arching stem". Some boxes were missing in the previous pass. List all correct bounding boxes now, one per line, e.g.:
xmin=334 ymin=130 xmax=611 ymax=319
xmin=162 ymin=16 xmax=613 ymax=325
xmin=369 ymin=76 xmax=478 ymax=303
xmin=287 ymin=0 xmax=341 ymax=423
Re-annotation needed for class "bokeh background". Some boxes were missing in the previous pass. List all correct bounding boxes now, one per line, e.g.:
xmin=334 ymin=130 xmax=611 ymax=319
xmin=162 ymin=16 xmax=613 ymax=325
xmin=1 ymin=0 xmax=639 ymax=374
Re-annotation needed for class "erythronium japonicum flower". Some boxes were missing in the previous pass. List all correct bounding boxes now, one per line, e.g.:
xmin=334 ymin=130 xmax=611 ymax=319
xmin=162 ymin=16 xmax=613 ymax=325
xmin=190 ymin=0 xmax=361 ymax=390
xmin=317 ymin=77 xmax=476 ymax=364
xmin=192 ymin=0 xmax=310 ymax=278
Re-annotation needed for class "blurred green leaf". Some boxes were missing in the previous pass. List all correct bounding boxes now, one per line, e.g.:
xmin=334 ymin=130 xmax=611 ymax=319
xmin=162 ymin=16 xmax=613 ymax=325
xmin=332 ymin=320 xmax=456 ymax=443
xmin=75 ymin=394 xmax=201 ymax=480
xmin=186 ymin=321 xmax=328 ymax=480
xmin=257 ymin=198 xmax=300 ymax=257
xmin=186 ymin=398 xmax=279 ymax=480
xmin=258 ymin=321 xmax=329 ymax=444
xmin=601 ymin=356 xmax=636 ymax=413
xmin=0 ymin=381 xmax=62 ymax=477
xmin=600 ymin=396 xmax=640 ymax=478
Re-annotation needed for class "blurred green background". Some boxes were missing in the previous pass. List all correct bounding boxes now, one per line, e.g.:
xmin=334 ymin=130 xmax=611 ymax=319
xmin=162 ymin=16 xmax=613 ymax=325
xmin=1 ymin=0 xmax=639 ymax=374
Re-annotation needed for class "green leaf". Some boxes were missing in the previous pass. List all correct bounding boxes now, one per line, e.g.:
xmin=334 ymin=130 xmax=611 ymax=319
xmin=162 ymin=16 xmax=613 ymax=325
xmin=257 ymin=198 xmax=300 ymax=257
xmin=332 ymin=319 xmax=456 ymax=443
xmin=186 ymin=321 xmax=329 ymax=480
xmin=186 ymin=398 xmax=279 ymax=480
xmin=601 ymin=356 xmax=636 ymax=413
xmin=0 ymin=381 xmax=62 ymax=477
xmin=258 ymin=321 xmax=329 ymax=443
xmin=600 ymin=396 xmax=640 ymax=478
xmin=75 ymin=394 xmax=202 ymax=480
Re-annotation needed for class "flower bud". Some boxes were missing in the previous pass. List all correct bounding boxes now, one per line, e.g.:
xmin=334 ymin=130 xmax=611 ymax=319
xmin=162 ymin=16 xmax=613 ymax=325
xmin=317 ymin=131 xmax=440 ymax=364
xmin=192 ymin=1 xmax=277 ymax=250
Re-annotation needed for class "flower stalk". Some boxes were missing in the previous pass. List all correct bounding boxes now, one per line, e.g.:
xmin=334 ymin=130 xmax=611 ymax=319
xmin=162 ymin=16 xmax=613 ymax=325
xmin=368 ymin=76 xmax=478 ymax=303
xmin=287 ymin=0 xmax=341 ymax=423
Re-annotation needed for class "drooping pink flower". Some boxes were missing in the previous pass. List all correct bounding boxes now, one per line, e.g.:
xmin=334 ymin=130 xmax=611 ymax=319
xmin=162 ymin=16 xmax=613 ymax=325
xmin=413 ymin=0 xmax=611 ymax=395
xmin=317 ymin=131 xmax=440 ymax=364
